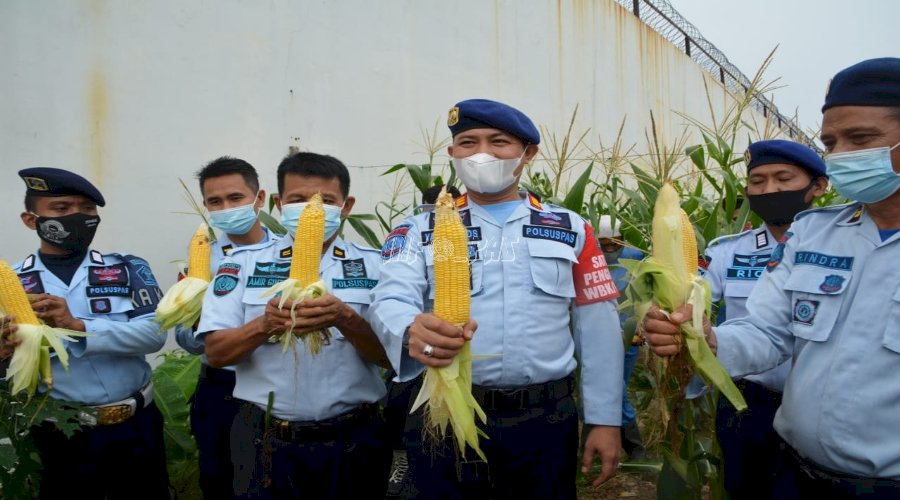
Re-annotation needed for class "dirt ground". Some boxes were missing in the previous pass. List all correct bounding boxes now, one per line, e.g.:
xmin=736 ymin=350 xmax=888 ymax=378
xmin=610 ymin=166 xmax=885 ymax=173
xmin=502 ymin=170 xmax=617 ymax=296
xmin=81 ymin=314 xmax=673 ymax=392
xmin=577 ymin=470 xmax=658 ymax=499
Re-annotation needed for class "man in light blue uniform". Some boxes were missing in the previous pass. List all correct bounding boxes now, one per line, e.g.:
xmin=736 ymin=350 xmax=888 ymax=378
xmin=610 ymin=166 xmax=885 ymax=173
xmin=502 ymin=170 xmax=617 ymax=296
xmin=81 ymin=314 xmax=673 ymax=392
xmin=173 ymin=157 xmax=271 ymax=500
xmin=701 ymin=140 xmax=827 ymax=499
xmin=597 ymin=215 xmax=646 ymax=459
xmin=197 ymin=152 xmax=391 ymax=499
xmin=1 ymin=167 xmax=169 ymax=498
xmin=369 ymin=99 xmax=623 ymax=498
xmin=643 ymin=58 xmax=900 ymax=497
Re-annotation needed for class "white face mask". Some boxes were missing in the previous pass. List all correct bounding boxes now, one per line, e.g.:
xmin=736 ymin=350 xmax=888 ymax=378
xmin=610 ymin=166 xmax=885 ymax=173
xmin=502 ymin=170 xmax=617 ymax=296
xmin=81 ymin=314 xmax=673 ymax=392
xmin=453 ymin=152 xmax=524 ymax=194
xmin=824 ymin=142 xmax=900 ymax=203
xmin=280 ymin=201 xmax=344 ymax=240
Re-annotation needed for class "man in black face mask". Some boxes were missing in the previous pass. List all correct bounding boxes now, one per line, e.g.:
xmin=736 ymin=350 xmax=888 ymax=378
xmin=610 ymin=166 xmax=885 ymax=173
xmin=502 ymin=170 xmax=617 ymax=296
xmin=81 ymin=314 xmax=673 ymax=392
xmin=699 ymin=140 xmax=827 ymax=500
xmin=0 ymin=167 xmax=169 ymax=498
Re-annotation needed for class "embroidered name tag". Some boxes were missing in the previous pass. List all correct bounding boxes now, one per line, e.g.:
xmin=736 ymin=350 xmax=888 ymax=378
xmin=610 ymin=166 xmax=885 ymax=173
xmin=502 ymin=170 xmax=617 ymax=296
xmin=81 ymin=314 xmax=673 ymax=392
xmin=522 ymin=225 xmax=577 ymax=247
xmin=794 ymin=251 xmax=853 ymax=270
xmin=332 ymin=278 xmax=378 ymax=289
xmin=86 ymin=285 xmax=131 ymax=297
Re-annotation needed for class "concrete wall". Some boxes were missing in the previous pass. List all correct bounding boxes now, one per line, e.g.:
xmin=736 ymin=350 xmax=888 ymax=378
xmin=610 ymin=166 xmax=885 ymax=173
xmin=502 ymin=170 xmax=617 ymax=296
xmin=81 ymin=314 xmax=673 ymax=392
xmin=1 ymin=0 xmax=763 ymax=289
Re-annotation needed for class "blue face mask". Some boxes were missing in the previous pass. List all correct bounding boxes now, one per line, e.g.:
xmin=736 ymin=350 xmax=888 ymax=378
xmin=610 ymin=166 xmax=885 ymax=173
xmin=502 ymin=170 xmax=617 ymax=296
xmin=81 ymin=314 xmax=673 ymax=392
xmin=825 ymin=142 xmax=900 ymax=203
xmin=208 ymin=199 xmax=259 ymax=235
xmin=280 ymin=201 xmax=344 ymax=240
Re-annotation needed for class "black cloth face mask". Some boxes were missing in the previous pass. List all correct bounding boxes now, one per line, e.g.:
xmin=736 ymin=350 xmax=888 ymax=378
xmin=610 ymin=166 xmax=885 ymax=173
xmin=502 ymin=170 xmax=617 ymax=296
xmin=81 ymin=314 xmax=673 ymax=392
xmin=746 ymin=181 xmax=815 ymax=227
xmin=33 ymin=212 xmax=101 ymax=252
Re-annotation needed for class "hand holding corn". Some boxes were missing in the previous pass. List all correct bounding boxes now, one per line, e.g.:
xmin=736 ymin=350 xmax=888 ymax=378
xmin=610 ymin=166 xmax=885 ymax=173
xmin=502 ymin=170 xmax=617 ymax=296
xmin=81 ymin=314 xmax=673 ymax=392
xmin=619 ymin=182 xmax=745 ymax=411
xmin=406 ymin=313 xmax=476 ymax=367
xmin=410 ymin=186 xmax=488 ymax=462
xmin=643 ymin=304 xmax=716 ymax=357
xmin=0 ymin=259 xmax=85 ymax=398
xmin=28 ymin=294 xmax=85 ymax=331
xmin=0 ymin=315 xmax=23 ymax=358
xmin=156 ymin=223 xmax=212 ymax=331
xmin=261 ymin=193 xmax=329 ymax=354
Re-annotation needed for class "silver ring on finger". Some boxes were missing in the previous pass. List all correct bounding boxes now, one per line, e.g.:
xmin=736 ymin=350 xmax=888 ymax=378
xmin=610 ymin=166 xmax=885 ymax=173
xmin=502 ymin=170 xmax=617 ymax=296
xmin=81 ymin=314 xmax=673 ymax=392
xmin=423 ymin=344 xmax=435 ymax=357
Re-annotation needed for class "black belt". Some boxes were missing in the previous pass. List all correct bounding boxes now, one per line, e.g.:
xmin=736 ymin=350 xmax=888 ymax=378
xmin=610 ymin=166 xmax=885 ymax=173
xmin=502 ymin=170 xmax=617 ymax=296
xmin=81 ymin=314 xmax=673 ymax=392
xmin=783 ymin=441 xmax=900 ymax=493
xmin=199 ymin=364 xmax=236 ymax=384
xmin=254 ymin=403 xmax=378 ymax=443
xmin=472 ymin=374 xmax=574 ymax=411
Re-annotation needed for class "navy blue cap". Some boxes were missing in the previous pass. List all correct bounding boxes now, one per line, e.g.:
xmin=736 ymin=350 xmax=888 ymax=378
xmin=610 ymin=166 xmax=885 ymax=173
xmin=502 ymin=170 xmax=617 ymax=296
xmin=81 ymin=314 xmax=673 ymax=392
xmin=18 ymin=167 xmax=106 ymax=206
xmin=447 ymin=99 xmax=540 ymax=145
xmin=822 ymin=57 xmax=900 ymax=112
xmin=744 ymin=140 xmax=827 ymax=178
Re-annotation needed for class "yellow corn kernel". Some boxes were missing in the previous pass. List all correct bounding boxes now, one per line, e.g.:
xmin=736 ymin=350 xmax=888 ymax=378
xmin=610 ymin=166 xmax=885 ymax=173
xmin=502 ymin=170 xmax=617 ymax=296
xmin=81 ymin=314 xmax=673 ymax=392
xmin=290 ymin=193 xmax=325 ymax=286
xmin=187 ymin=223 xmax=212 ymax=280
xmin=652 ymin=183 xmax=694 ymax=286
xmin=432 ymin=189 xmax=470 ymax=327
xmin=681 ymin=210 xmax=698 ymax=279
xmin=0 ymin=259 xmax=39 ymax=325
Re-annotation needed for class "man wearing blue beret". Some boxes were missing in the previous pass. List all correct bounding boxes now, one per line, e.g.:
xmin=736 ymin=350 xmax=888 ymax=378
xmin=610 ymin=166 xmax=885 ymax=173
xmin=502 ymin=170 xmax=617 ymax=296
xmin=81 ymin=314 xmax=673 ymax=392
xmin=644 ymin=57 xmax=900 ymax=497
xmin=370 ymin=98 xmax=624 ymax=497
xmin=701 ymin=139 xmax=827 ymax=499
xmin=0 ymin=167 xmax=169 ymax=498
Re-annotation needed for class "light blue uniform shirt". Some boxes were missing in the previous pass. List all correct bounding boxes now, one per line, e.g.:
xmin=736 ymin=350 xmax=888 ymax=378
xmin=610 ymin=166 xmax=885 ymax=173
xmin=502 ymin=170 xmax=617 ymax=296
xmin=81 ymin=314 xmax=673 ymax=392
xmin=13 ymin=250 xmax=166 ymax=405
xmin=702 ymin=225 xmax=790 ymax=391
xmin=715 ymin=203 xmax=900 ymax=479
xmin=368 ymin=193 xmax=624 ymax=426
xmin=175 ymin=228 xmax=271 ymax=372
xmin=197 ymin=235 xmax=386 ymax=421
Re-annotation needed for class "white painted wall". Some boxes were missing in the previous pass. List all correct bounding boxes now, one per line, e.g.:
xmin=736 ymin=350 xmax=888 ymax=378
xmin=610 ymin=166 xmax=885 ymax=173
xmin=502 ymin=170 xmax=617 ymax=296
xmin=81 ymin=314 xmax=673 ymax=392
xmin=1 ymin=0 xmax=769 ymax=291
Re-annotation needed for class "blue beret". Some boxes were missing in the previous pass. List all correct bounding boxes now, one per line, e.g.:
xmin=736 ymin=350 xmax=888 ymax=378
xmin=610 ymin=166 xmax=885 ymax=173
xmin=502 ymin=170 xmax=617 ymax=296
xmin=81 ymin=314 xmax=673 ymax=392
xmin=744 ymin=140 xmax=827 ymax=178
xmin=448 ymin=99 xmax=540 ymax=145
xmin=18 ymin=167 xmax=106 ymax=206
xmin=822 ymin=57 xmax=900 ymax=112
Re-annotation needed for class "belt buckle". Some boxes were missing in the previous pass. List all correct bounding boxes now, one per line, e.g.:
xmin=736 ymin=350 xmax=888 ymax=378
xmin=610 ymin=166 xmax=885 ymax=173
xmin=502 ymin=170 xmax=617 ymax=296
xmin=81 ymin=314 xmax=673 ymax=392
xmin=96 ymin=403 xmax=134 ymax=425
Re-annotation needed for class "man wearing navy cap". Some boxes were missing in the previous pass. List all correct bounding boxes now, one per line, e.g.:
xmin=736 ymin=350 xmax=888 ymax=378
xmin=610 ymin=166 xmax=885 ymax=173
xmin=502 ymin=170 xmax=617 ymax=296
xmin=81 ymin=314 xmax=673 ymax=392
xmin=701 ymin=139 xmax=827 ymax=499
xmin=370 ymin=99 xmax=624 ymax=497
xmin=0 ymin=167 xmax=169 ymax=498
xmin=643 ymin=57 xmax=900 ymax=497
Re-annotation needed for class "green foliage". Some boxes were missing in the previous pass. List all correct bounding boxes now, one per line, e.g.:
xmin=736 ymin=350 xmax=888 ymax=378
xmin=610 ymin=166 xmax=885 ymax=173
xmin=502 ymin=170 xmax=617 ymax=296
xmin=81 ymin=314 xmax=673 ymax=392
xmin=152 ymin=350 xmax=202 ymax=499
xmin=0 ymin=381 xmax=94 ymax=498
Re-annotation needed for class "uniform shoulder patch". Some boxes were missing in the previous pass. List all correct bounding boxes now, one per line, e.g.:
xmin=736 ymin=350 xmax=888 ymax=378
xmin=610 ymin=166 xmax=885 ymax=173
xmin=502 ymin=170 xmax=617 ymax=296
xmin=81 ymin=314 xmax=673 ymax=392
xmin=382 ymin=223 xmax=412 ymax=260
xmin=212 ymin=274 xmax=239 ymax=296
xmin=119 ymin=254 xmax=163 ymax=318
xmin=215 ymin=262 xmax=241 ymax=276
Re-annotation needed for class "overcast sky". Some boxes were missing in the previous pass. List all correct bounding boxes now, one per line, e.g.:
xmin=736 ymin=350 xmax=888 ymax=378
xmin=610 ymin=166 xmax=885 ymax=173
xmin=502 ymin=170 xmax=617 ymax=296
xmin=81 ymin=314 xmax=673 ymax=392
xmin=668 ymin=0 xmax=899 ymax=139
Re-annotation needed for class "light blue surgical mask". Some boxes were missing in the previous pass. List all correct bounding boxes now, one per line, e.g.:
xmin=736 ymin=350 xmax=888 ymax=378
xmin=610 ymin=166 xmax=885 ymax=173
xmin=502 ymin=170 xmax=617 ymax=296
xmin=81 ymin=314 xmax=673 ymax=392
xmin=280 ymin=201 xmax=344 ymax=240
xmin=208 ymin=198 xmax=260 ymax=235
xmin=825 ymin=142 xmax=900 ymax=203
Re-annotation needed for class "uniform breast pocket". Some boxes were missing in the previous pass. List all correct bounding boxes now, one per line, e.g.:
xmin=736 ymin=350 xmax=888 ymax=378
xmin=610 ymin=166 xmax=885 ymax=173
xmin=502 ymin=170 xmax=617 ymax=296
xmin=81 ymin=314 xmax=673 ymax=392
xmin=423 ymin=246 xmax=484 ymax=300
xmin=882 ymin=286 xmax=900 ymax=354
xmin=723 ymin=282 xmax=755 ymax=300
xmin=783 ymin=267 xmax=852 ymax=342
xmin=240 ymin=288 xmax=271 ymax=324
xmin=526 ymin=238 xmax=577 ymax=299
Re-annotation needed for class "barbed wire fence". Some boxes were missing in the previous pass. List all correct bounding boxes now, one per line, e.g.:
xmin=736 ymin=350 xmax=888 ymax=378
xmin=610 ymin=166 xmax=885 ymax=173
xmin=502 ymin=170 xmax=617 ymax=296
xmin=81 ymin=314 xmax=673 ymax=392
xmin=613 ymin=0 xmax=820 ymax=151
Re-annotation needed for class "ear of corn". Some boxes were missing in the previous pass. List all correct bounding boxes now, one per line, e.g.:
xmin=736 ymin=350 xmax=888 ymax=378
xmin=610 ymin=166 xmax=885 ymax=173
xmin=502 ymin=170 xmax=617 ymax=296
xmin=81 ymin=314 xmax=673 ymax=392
xmin=0 ymin=259 xmax=84 ymax=398
xmin=410 ymin=186 xmax=487 ymax=462
xmin=620 ymin=182 xmax=746 ymax=411
xmin=156 ymin=223 xmax=212 ymax=331
xmin=261 ymin=193 xmax=330 ymax=354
